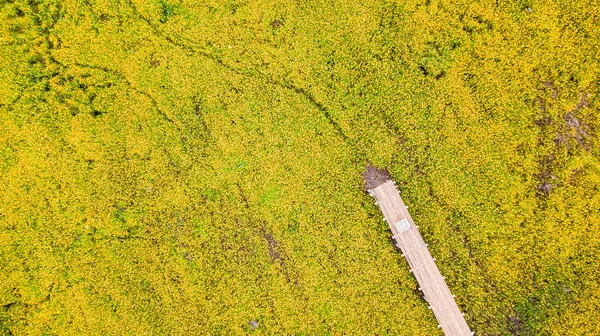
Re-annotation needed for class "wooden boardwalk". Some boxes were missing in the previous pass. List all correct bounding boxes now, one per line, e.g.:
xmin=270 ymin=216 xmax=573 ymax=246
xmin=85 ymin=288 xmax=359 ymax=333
xmin=369 ymin=181 xmax=472 ymax=336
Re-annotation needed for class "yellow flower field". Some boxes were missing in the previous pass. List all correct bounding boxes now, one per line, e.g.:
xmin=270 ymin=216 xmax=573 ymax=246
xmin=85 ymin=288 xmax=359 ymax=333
xmin=1 ymin=0 xmax=599 ymax=334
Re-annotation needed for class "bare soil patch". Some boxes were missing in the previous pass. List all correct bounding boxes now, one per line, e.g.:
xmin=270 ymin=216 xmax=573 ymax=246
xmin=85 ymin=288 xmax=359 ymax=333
xmin=259 ymin=226 xmax=297 ymax=285
xmin=535 ymin=155 xmax=557 ymax=197
xmin=506 ymin=314 xmax=523 ymax=335
xmin=270 ymin=19 xmax=283 ymax=28
xmin=362 ymin=165 xmax=391 ymax=192
xmin=263 ymin=231 xmax=282 ymax=262
xmin=556 ymin=93 xmax=592 ymax=149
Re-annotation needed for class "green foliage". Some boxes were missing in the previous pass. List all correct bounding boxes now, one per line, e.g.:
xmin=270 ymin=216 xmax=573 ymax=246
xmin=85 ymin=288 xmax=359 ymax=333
xmin=158 ymin=0 xmax=175 ymax=23
xmin=1 ymin=0 xmax=599 ymax=334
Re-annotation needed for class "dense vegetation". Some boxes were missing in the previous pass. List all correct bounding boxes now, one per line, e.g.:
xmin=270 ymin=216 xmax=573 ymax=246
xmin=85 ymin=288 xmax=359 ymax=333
xmin=1 ymin=0 xmax=599 ymax=334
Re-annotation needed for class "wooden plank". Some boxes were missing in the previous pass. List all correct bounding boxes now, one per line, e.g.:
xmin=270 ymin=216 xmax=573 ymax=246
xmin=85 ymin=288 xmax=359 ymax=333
xmin=370 ymin=181 xmax=472 ymax=336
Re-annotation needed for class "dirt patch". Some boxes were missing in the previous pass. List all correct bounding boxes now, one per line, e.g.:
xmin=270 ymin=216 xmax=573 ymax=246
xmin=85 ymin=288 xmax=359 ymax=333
xmin=534 ymin=92 xmax=592 ymax=196
xmin=150 ymin=58 xmax=161 ymax=68
xmin=506 ymin=314 xmax=523 ymax=335
xmin=182 ymin=251 xmax=193 ymax=262
xmin=573 ymin=92 xmax=591 ymax=111
xmin=263 ymin=231 xmax=282 ymax=262
xmin=362 ymin=165 xmax=391 ymax=192
xmin=536 ymin=181 xmax=553 ymax=196
xmin=564 ymin=111 xmax=590 ymax=146
xmin=533 ymin=114 xmax=551 ymax=128
xmin=259 ymin=226 xmax=297 ymax=285
xmin=555 ymin=94 xmax=592 ymax=150
xmin=569 ymin=168 xmax=586 ymax=186
xmin=535 ymin=155 xmax=557 ymax=197
xmin=270 ymin=19 xmax=283 ymax=28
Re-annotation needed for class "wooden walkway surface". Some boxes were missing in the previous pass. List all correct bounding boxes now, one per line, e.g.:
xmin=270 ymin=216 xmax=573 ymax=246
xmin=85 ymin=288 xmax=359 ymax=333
xmin=369 ymin=181 xmax=472 ymax=336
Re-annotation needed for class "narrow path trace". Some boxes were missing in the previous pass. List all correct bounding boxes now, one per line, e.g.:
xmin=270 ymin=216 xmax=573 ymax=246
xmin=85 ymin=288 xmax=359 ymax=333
xmin=369 ymin=181 xmax=473 ymax=336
